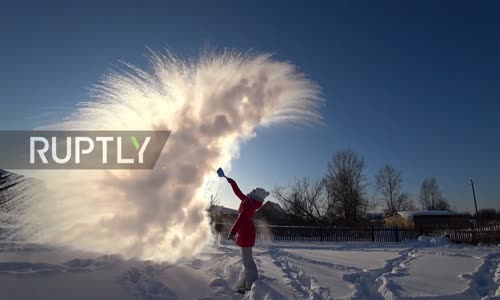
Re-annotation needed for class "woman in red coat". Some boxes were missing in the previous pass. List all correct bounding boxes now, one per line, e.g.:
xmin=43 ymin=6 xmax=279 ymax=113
xmin=225 ymin=177 xmax=269 ymax=293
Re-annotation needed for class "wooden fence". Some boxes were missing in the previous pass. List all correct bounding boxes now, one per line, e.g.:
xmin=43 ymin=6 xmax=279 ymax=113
xmin=214 ymin=223 xmax=419 ymax=243
xmin=430 ymin=223 xmax=500 ymax=245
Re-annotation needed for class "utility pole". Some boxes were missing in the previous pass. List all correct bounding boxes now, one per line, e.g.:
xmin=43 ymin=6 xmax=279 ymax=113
xmin=471 ymin=179 xmax=479 ymax=223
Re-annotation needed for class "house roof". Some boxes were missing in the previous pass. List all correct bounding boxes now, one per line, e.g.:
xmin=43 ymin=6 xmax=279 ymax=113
xmin=264 ymin=201 xmax=285 ymax=214
xmin=392 ymin=210 xmax=467 ymax=221
xmin=211 ymin=205 xmax=238 ymax=216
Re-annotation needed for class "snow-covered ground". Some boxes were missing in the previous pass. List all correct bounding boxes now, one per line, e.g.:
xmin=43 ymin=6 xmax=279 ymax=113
xmin=0 ymin=238 xmax=499 ymax=300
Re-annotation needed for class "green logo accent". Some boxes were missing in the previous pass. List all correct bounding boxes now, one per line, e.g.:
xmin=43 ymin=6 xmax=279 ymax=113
xmin=130 ymin=136 xmax=140 ymax=150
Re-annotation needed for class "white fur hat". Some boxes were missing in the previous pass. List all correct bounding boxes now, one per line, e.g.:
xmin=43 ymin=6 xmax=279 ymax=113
xmin=248 ymin=188 xmax=270 ymax=202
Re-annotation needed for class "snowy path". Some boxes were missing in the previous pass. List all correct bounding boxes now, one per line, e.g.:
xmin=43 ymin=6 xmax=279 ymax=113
xmin=0 ymin=239 xmax=498 ymax=299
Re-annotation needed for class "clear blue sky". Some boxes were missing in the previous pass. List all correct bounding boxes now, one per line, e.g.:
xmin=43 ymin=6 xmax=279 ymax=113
xmin=1 ymin=1 xmax=499 ymax=212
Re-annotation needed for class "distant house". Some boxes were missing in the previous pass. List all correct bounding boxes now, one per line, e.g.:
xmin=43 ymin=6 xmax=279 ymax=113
xmin=207 ymin=205 xmax=238 ymax=224
xmin=255 ymin=201 xmax=289 ymax=225
xmin=208 ymin=201 xmax=289 ymax=227
xmin=383 ymin=210 xmax=471 ymax=232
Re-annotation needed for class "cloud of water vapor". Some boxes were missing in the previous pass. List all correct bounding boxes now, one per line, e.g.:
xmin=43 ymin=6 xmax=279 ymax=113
xmin=5 ymin=50 xmax=322 ymax=261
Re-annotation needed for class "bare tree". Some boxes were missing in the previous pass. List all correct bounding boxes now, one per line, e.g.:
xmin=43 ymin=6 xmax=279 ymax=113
xmin=324 ymin=150 xmax=368 ymax=224
xmin=273 ymin=177 xmax=330 ymax=225
xmin=204 ymin=179 xmax=221 ymax=210
xmin=209 ymin=194 xmax=221 ymax=208
xmin=397 ymin=192 xmax=417 ymax=211
xmin=419 ymin=177 xmax=450 ymax=211
xmin=375 ymin=165 xmax=416 ymax=214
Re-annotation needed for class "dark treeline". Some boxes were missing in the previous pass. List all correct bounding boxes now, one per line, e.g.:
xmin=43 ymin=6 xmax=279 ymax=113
xmin=475 ymin=208 xmax=500 ymax=223
xmin=273 ymin=149 xmax=460 ymax=226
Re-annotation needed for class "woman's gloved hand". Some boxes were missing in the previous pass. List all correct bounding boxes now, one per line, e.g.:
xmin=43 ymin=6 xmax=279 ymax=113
xmin=227 ymin=232 xmax=236 ymax=241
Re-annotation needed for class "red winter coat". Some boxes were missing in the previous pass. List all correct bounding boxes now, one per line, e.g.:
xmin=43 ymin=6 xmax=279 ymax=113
xmin=228 ymin=178 xmax=262 ymax=247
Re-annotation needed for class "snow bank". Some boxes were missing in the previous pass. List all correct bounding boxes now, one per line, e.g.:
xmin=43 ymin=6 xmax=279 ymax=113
xmin=417 ymin=235 xmax=433 ymax=243
xmin=1 ymin=240 xmax=499 ymax=299
xmin=495 ymin=259 xmax=500 ymax=296
xmin=418 ymin=235 xmax=451 ymax=246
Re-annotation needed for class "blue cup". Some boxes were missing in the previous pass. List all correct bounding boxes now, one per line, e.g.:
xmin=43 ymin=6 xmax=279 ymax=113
xmin=216 ymin=168 xmax=225 ymax=178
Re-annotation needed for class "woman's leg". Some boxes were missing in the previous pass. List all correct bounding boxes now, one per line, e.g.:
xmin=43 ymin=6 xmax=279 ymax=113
xmin=241 ymin=247 xmax=258 ymax=289
xmin=236 ymin=247 xmax=246 ymax=289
